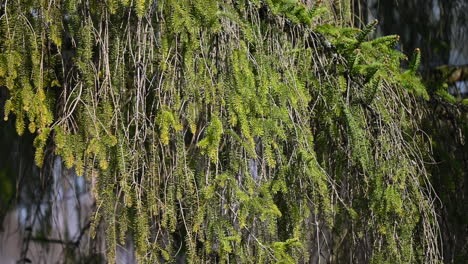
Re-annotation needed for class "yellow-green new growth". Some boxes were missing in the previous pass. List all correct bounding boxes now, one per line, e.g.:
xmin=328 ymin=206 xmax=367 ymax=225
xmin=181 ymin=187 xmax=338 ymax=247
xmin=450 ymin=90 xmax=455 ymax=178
xmin=198 ymin=116 xmax=223 ymax=162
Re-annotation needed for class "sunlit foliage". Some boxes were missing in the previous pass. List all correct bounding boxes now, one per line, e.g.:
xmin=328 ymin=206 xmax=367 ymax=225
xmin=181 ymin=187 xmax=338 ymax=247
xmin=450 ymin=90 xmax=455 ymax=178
xmin=0 ymin=0 xmax=442 ymax=263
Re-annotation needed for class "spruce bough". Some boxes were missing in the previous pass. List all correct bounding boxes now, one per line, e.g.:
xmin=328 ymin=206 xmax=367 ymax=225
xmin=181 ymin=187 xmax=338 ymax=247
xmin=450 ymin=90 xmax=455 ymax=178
xmin=0 ymin=0 xmax=442 ymax=263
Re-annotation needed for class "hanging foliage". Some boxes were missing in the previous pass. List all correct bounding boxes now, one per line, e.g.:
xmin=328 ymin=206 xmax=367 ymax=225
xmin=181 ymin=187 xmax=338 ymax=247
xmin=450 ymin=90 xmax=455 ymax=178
xmin=0 ymin=0 xmax=442 ymax=263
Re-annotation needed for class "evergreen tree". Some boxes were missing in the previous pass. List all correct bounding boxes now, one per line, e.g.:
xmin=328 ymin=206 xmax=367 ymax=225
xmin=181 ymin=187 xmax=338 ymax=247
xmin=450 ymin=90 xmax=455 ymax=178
xmin=0 ymin=0 xmax=453 ymax=263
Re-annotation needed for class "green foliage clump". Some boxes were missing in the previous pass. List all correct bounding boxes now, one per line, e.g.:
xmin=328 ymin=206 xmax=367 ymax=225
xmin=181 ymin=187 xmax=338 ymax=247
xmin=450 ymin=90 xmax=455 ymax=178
xmin=0 ymin=1 xmax=444 ymax=263
xmin=198 ymin=116 xmax=223 ymax=162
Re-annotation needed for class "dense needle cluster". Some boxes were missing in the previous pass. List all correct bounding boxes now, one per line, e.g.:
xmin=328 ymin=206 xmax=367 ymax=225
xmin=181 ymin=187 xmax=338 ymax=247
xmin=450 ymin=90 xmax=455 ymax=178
xmin=0 ymin=0 xmax=442 ymax=263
